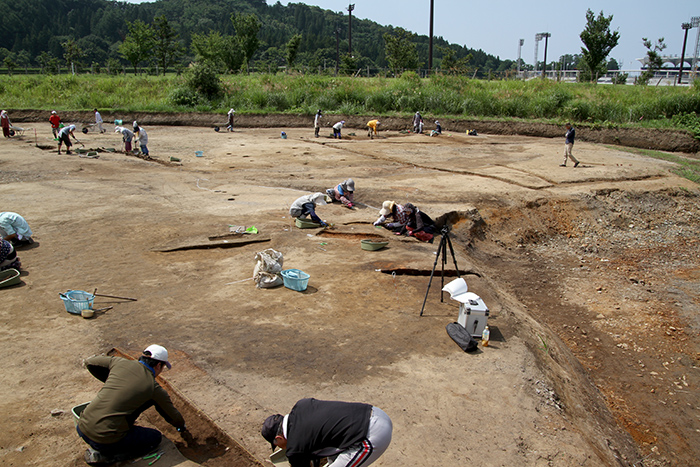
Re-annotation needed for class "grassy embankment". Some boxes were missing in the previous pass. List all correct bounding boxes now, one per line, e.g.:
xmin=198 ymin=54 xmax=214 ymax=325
xmin=1 ymin=73 xmax=699 ymax=130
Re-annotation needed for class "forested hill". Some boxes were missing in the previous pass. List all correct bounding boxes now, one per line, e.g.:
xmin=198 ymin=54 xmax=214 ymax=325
xmin=0 ymin=0 xmax=513 ymax=73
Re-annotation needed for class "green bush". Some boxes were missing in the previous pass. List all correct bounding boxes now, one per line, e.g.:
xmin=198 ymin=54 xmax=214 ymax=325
xmin=169 ymin=87 xmax=201 ymax=107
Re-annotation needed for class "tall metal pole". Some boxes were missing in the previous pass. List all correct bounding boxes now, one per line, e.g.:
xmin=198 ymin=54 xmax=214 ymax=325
xmin=517 ymin=39 xmax=524 ymax=73
xmin=691 ymin=17 xmax=700 ymax=77
xmin=347 ymin=4 xmax=355 ymax=54
xmin=679 ymin=23 xmax=692 ymax=84
xmin=541 ymin=33 xmax=551 ymax=79
xmin=335 ymin=27 xmax=340 ymax=75
xmin=428 ymin=0 xmax=434 ymax=72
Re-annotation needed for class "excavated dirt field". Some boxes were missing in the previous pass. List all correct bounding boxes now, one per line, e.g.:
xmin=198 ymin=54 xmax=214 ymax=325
xmin=0 ymin=117 xmax=699 ymax=467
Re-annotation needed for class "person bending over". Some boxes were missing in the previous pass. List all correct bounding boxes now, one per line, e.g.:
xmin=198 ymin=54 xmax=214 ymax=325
xmin=262 ymin=398 xmax=392 ymax=467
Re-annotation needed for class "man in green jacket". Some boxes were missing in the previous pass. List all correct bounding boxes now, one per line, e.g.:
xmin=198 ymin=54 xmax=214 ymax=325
xmin=77 ymin=345 xmax=187 ymax=465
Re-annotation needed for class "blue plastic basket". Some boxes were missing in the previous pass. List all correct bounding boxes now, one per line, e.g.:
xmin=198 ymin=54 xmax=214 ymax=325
xmin=60 ymin=290 xmax=95 ymax=315
xmin=281 ymin=269 xmax=310 ymax=292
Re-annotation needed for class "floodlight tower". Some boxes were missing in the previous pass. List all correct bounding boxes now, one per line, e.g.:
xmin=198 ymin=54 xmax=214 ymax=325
xmin=347 ymin=4 xmax=355 ymax=54
xmin=691 ymin=16 xmax=700 ymax=76
xmin=517 ymin=38 xmax=524 ymax=73
xmin=679 ymin=22 xmax=692 ymax=84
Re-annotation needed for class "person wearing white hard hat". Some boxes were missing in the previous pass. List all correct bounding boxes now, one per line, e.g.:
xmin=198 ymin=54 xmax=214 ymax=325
xmin=49 ymin=111 xmax=62 ymax=139
xmin=332 ymin=120 xmax=345 ymax=139
xmin=326 ymin=178 xmax=356 ymax=208
xmin=77 ymin=344 xmax=188 ymax=465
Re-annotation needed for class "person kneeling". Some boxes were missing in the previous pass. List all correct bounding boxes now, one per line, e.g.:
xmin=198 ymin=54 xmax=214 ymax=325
xmin=77 ymin=345 xmax=188 ymax=465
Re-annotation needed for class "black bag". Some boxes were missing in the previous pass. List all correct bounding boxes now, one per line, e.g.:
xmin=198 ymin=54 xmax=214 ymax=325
xmin=446 ymin=322 xmax=479 ymax=352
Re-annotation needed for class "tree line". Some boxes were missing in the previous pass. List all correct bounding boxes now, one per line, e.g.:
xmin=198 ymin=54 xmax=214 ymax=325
xmin=0 ymin=0 xmax=515 ymax=77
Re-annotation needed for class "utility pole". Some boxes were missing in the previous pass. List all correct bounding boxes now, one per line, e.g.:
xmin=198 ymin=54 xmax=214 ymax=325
xmin=335 ymin=26 xmax=340 ymax=76
xmin=428 ymin=0 xmax=434 ymax=72
xmin=541 ymin=32 xmax=551 ymax=79
xmin=347 ymin=4 xmax=355 ymax=55
xmin=517 ymin=38 xmax=524 ymax=74
xmin=680 ymin=22 xmax=692 ymax=84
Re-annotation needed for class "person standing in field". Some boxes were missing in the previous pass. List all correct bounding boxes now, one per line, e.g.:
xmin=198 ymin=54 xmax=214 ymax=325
xmin=314 ymin=109 xmax=322 ymax=138
xmin=1 ymin=110 xmax=12 ymax=138
xmin=226 ymin=109 xmax=235 ymax=131
xmin=94 ymin=109 xmax=105 ymax=134
xmin=49 ymin=111 xmax=62 ymax=139
xmin=560 ymin=123 xmax=579 ymax=167
xmin=412 ymin=111 xmax=422 ymax=133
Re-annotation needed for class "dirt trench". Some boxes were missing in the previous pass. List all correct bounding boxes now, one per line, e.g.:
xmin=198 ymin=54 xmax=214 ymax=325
xmin=464 ymin=188 xmax=700 ymax=466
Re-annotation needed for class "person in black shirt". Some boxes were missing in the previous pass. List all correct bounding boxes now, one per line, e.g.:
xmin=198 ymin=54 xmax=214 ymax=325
xmin=262 ymin=398 xmax=392 ymax=467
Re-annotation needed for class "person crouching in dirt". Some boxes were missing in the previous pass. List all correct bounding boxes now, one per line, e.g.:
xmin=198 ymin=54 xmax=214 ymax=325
xmin=290 ymin=193 xmax=330 ymax=227
xmin=332 ymin=120 xmax=345 ymax=139
xmin=0 ymin=238 xmax=21 ymax=271
xmin=77 ymin=345 xmax=189 ymax=465
xmin=115 ymin=126 xmax=134 ymax=153
xmin=226 ymin=108 xmax=235 ymax=131
xmin=373 ymin=201 xmax=411 ymax=233
xmin=400 ymin=203 xmax=436 ymax=242
xmin=0 ymin=211 xmax=34 ymax=247
xmin=1 ymin=110 xmax=12 ymax=138
xmin=49 ymin=111 xmax=62 ymax=139
xmin=133 ymin=121 xmax=148 ymax=156
xmin=326 ymin=178 xmax=355 ymax=208
xmin=261 ymin=398 xmax=392 ymax=467
xmin=314 ymin=109 xmax=322 ymax=137
xmin=367 ymin=119 xmax=380 ymax=139
xmin=430 ymin=120 xmax=442 ymax=137
xmin=57 ymin=124 xmax=78 ymax=154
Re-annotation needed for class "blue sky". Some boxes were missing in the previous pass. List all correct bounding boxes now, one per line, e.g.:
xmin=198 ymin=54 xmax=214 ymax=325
xmin=277 ymin=0 xmax=700 ymax=70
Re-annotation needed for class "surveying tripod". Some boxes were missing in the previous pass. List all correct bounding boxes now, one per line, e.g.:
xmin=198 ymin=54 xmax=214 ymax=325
xmin=419 ymin=225 xmax=461 ymax=316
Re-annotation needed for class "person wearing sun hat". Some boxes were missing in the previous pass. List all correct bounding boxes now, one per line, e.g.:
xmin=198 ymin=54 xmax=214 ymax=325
xmin=77 ymin=344 xmax=187 ymax=465
xmin=261 ymin=398 xmax=392 ymax=467
xmin=290 ymin=192 xmax=331 ymax=227
xmin=373 ymin=200 xmax=412 ymax=233
xmin=326 ymin=178 xmax=356 ymax=208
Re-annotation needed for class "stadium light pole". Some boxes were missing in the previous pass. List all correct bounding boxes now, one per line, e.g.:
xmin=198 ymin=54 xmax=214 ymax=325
xmin=517 ymin=38 xmax=524 ymax=74
xmin=347 ymin=4 xmax=355 ymax=54
xmin=428 ymin=0 xmax=434 ymax=73
xmin=679 ymin=22 xmax=692 ymax=84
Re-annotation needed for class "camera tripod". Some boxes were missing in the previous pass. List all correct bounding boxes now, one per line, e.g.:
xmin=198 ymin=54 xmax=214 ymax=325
xmin=419 ymin=225 xmax=461 ymax=316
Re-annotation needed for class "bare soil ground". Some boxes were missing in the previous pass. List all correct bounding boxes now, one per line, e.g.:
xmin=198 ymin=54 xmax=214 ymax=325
xmin=0 ymin=118 xmax=698 ymax=467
